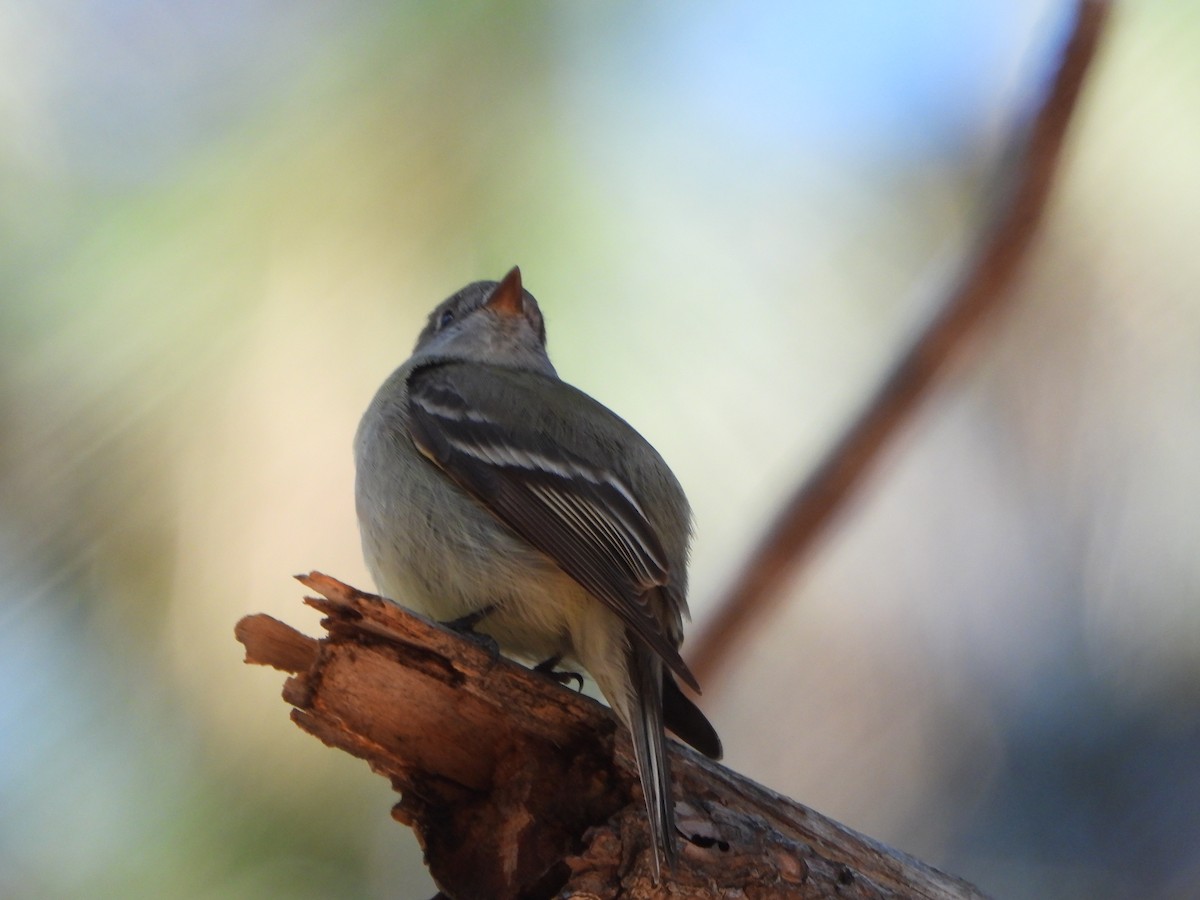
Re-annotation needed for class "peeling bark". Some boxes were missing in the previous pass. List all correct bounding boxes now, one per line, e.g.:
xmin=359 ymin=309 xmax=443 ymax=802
xmin=236 ymin=572 xmax=988 ymax=899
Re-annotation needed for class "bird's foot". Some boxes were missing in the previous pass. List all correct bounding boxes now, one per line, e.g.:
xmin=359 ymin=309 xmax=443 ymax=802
xmin=533 ymin=655 xmax=585 ymax=692
xmin=440 ymin=606 xmax=500 ymax=659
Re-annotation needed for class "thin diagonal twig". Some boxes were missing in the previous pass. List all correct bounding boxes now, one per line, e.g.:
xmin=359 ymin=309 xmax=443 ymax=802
xmin=689 ymin=0 xmax=1112 ymax=684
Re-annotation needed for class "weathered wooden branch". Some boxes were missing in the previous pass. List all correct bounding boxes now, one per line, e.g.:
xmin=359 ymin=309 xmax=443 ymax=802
xmin=689 ymin=0 xmax=1112 ymax=683
xmin=236 ymin=572 xmax=988 ymax=899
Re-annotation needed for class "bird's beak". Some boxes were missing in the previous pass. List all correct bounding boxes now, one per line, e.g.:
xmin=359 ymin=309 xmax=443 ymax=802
xmin=485 ymin=266 xmax=524 ymax=317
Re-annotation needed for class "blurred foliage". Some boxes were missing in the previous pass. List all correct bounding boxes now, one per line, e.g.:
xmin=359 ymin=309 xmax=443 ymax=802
xmin=1 ymin=2 xmax=1198 ymax=898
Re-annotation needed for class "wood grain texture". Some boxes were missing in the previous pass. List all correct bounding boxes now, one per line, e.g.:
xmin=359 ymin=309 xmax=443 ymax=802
xmin=237 ymin=572 xmax=988 ymax=899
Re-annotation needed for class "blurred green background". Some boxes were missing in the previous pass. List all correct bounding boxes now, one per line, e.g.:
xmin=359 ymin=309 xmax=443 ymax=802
xmin=2 ymin=2 xmax=1198 ymax=898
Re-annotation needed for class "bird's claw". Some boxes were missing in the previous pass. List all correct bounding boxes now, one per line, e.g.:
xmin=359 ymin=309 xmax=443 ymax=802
xmin=440 ymin=606 xmax=500 ymax=660
xmin=533 ymin=655 xmax=585 ymax=692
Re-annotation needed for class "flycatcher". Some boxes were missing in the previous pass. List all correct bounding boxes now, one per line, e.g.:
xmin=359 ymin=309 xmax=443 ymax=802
xmin=354 ymin=267 xmax=721 ymax=879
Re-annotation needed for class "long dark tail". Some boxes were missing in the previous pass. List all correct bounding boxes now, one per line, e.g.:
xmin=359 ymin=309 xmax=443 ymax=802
xmin=628 ymin=641 xmax=675 ymax=879
xmin=663 ymin=669 xmax=723 ymax=760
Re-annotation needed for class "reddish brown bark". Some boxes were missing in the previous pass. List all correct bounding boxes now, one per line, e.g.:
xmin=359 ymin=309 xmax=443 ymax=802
xmin=237 ymin=572 xmax=988 ymax=899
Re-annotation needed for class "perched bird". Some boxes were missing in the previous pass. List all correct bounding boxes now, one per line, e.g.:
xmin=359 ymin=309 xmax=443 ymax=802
xmin=354 ymin=267 xmax=721 ymax=878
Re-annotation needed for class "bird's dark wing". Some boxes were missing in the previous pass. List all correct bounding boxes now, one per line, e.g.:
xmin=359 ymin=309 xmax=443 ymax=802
xmin=406 ymin=363 xmax=699 ymax=692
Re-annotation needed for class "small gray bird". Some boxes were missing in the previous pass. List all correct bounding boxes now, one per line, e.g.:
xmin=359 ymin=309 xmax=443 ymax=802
xmin=354 ymin=267 xmax=721 ymax=878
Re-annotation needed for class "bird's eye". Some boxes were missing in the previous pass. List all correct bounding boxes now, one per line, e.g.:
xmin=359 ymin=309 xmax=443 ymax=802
xmin=438 ymin=309 xmax=455 ymax=330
